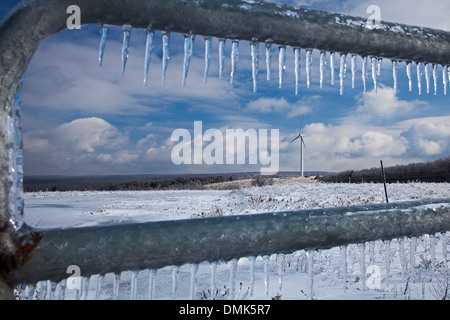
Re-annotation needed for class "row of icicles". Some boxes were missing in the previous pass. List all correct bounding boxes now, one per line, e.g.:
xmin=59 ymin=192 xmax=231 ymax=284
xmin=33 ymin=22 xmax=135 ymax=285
xmin=99 ymin=24 xmax=450 ymax=96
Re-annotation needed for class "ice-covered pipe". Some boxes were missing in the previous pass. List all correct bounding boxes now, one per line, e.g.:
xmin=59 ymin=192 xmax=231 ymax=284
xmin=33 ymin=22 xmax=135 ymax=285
xmin=1 ymin=0 xmax=450 ymax=290
xmin=5 ymin=198 xmax=450 ymax=285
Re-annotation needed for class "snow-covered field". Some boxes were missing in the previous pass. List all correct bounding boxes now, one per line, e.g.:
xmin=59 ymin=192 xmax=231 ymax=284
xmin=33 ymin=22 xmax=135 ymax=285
xmin=20 ymin=182 xmax=450 ymax=300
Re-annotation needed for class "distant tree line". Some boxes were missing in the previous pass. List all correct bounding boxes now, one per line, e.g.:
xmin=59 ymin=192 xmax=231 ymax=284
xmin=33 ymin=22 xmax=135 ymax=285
xmin=317 ymin=157 xmax=450 ymax=183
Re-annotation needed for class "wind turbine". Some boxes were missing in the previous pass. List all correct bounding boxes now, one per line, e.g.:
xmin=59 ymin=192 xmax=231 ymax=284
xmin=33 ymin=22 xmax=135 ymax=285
xmin=291 ymin=116 xmax=307 ymax=177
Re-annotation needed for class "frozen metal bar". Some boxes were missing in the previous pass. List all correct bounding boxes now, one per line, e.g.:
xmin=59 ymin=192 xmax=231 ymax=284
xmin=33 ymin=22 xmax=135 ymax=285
xmin=5 ymin=198 xmax=450 ymax=285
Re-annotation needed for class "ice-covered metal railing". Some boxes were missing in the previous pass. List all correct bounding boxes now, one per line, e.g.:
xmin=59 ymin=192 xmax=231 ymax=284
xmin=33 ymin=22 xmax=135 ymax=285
xmin=5 ymin=198 xmax=450 ymax=286
xmin=1 ymin=0 xmax=450 ymax=298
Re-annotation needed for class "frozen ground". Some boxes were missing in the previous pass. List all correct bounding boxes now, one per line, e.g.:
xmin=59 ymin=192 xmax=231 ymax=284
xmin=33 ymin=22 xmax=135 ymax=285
xmin=19 ymin=182 xmax=450 ymax=300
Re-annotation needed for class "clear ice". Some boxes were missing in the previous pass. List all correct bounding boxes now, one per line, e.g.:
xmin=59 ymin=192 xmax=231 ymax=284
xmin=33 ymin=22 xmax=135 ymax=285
xmin=278 ymin=46 xmax=286 ymax=88
xmin=392 ymin=60 xmax=398 ymax=92
xmin=162 ymin=32 xmax=170 ymax=86
xmin=362 ymin=56 xmax=368 ymax=94
xmin=219 ymin=39 xmax=226 ymax=80
xmin=319 ymin=51 xmax=326 ymax=89
xmin=339 ymin=53 xmax=347 ymax=95
xmin=98 ymin=25 xmax=110 ymax=67
xmin=294 ymin=48 xmax=301 ymax=95
xmin=203 ymin=37 xmax=212 ymax=83
xmin=433 ymin=64 xmax=438 ymax=95
xmin=121 ymin=25 xmax=132 ymax=75
xmin=406 ymin=62 xmax=412 ymax=92
xmin=371 ymin=57 xmax=378 ymax=93
xmin=265 ymin=41 xmax=272 ymax=81
xmin=250 ymin=41 xmax=259 ymax=92
xmin=182 ymin=34 xmax=195 ymax=87
xmin=351 ymin=55 xmax=357 ymax=89
xmin=230 ymin=40 xmax=239 ymax=84
xmin=143 ymin=30 xmax=154 ymax=87
xmin=306 ymin=49 xmax=312 ymax=89
xmin=330 ymin=52 xmax=335 ymax=86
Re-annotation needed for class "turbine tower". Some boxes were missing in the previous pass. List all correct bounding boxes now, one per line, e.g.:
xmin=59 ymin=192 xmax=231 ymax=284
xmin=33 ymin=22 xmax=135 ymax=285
xmin=291 ymin=116 xmax=307 ymax=177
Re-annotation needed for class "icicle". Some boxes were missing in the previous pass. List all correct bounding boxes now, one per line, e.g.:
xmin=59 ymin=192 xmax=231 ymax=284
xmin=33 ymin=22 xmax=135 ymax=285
xmin=406 ymin=62 xmax=412 ymax=92
xmin=340 ymin=246 xmax=347 ymax=293
xmin=369 ymin=241 xmax=375 ymax=265
xmin=190 ymin=263 xmax=199 ymax=300
xmin=430 ymin=235 xmax=436 ymax=272
xmin=45 ymin=280 xmax=54 ymax=300
xmin=265 ymin=41 xmax=272 ymax=81
xmin=250 ymin=40 xmax=259 ymax=92
xmin=362 ymin=56 xmax=368 ymax=94
xmin=359 ymin=243 xmax=366 ymax=291
xmin=306 ymin=250 xmax=314 ymax=300
xmin=249 ymin=256 xmax=256 ymax=297
xmin=351 ymin=55 xmax=357 ymax=89
xmin=392 ymin=60 xmax=398 ymax=92
xmin=319 ymin=51 xmax=326 ymax=89
xmin=278 ymin=46 xmax=286 ymax=88
xmin=371 ymin=57 xmax=378 ymax=93
xmin=148 ymin=269 xmax=156 ymax=300
xmin=442 ymin=232 xmax=448 ymax=261
xmin=398 ymin=238 xmax=407 ymax=280
xmin=306 ymin=49 xmax=313 ymax=89
xmin=410 ymin=237 xmax=417 ymax=282
xmin=161 ymin=32 xmax=170 ymax=86
xmin=219 ymin=39 xmax=226 ymax=80
xmin=210 ymin=261 xmax=217 ymax=300
xmin=96 ymin=274 xmax=104 ymax=300
xmin=417 ymin=62 xmax=423 ymax=95
xmin=384 ymin=240 xmax=391 ymax=288
xmin=182 ymin=34 xmax=195 ymax=87
xmin=112 ymin=274 xmax=120 ymax=300
xmin=230 ymin=40 xmax=239 ymax=84
xmin=129 ymin=272 xmax=137 ymax=300
xmin=433 ymin=64 xmax=438 ymax=95
xmin=121 ymin=24 xmax=132 ymax=75
xmin=228 ymin=259 xmax=238 ymax=300
xmin=263 ymin=255 xmax=270 ymax=296
xmin=339 ymin=53 xmax=347 ymax=95
xmin=203 ymin=37 xmax=212 ymax=83
xmin=294 ymin=48 xmax=301 ymax=95
xmin=330 ymin=52 xmax=335 ymax=86
xmin=443 ymin=66 xmax=448 ymax=95
xmin=277 ymin=254 xmax=284 ymax=294
xmin=143 ymin=30 xmax=154 ymax=87
xmin=171 ymin=265 xmax=180 ymax=300
xmin=377 ymin=58 xmax=382 ymax=77
xmin=80 ymin=277 xmax=89 ymax=300
xmin=98 ymin=24 xmax=110 ymax=67
xmin=425 ymin=63 xmax=431 ymax=94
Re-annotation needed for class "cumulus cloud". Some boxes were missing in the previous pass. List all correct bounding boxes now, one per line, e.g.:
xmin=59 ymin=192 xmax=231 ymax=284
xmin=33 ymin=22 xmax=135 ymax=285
xmin=245 ymin=96 xmax=316 ymax=118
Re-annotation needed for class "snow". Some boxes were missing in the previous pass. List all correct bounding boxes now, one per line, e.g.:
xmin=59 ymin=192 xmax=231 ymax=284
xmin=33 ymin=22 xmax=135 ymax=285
xmin=19 ymin=181 xmax=450 ymax=300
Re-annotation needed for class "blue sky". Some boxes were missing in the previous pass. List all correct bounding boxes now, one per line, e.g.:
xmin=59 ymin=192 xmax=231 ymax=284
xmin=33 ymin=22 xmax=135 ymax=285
xmin=2 ymin=0 xmax=449 ymax=176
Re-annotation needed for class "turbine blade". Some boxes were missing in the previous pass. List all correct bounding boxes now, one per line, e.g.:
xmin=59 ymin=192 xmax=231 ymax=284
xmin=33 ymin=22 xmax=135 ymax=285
xmin=291 ymin=135 xmax=301 ymax=143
